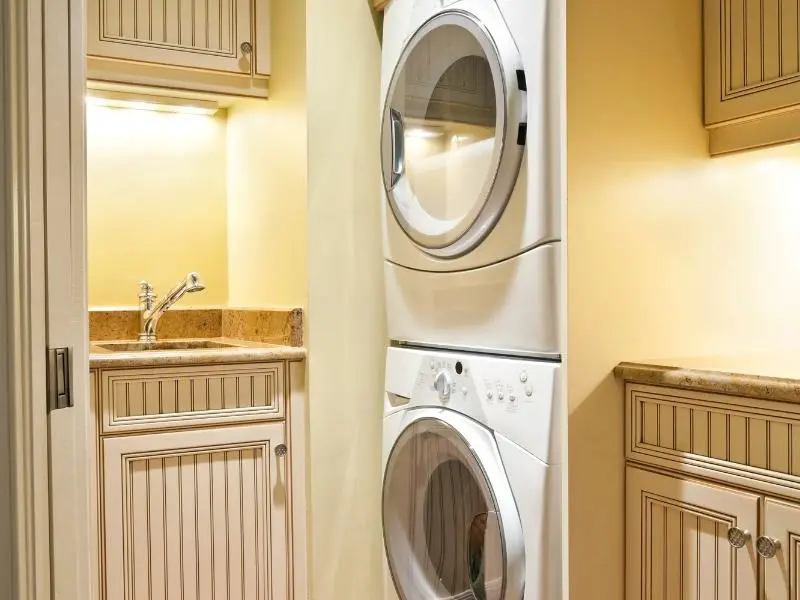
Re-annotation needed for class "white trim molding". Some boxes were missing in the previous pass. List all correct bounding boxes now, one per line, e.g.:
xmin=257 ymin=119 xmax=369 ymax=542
xmin=1 ymin=0 xmax=53 ymax=598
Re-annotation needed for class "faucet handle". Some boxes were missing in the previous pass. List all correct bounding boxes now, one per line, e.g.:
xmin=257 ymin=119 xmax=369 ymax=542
xmin=138 ymin=281 xmax=155 ymax=302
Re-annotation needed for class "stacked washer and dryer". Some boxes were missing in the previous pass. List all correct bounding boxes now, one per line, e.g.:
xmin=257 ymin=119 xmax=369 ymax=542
xmin=379 ymin=0 xmax=565 ymax=599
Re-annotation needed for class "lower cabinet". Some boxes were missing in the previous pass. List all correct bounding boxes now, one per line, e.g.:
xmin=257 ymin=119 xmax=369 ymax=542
xmin=102 ymin=422 xmax=288 ymax=600
xmin=628 ymin=466 xmax=800 ymax=599
xmin=762 ymin=497 xmax=800 ymax=600
xmin=91 ymin=360 xmax=307 ymax=600
xmin=627 ymin=467 xmax=758 ymax=600
xmin=622 ymin=382 xmax=800 ymax=600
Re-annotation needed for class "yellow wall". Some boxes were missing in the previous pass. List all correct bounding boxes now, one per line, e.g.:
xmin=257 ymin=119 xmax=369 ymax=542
xmin=568 ymin=1 xmax=800 ymax=597
xmin=305 ymin=0 xmax=385 ymax=598
xmin=226 ymin=0 xmax=307 ymax=309
xmin=87 ymin=106 xmax=229 ymax=306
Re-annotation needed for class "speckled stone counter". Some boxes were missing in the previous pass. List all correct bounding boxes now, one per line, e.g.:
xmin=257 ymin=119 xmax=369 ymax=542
xmin=90 ymin=337 xmax=306 ymax=369
xmin=89 ymin=307 xmax=303 ymax=347
xmin=615 ymin=352 xmax=800 ymax=404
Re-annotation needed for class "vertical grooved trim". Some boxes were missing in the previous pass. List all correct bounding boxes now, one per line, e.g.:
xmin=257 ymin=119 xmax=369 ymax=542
xmin=163 ymin=459 xmax=168 ymax=600
xmin=194 ymin=455 xmax=200 ymax=597
xmin=225 ymin=454 xmax=231 ymax=600
xmin=210 ymin=454 xmax=215 ymax=600
xmin=254 ymin=449 xmax=260 ymax=598
xmin=178 ymin=457 xmax=184 ymax=600
xmin=147 ymin=459 xmax=153 ymax=600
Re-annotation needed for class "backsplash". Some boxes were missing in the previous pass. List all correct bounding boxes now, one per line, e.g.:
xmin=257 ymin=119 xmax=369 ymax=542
xmin=89 ymin=308 xmax=303 ymax=346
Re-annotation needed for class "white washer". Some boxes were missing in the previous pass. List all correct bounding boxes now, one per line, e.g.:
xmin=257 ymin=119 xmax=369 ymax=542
xmin=382 ymin=347 xmax=562 ymax=600
xmin=380 ymin=0 xmax=564 ymax=357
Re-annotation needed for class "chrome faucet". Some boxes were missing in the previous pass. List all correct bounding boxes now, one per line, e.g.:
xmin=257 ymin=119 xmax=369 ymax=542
xmin=138 ymin=272 xmax=206 ymax=342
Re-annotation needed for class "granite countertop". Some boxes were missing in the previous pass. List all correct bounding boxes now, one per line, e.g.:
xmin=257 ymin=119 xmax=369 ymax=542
xmin=615 ymin=352 xmax=800 ymax=404
xmin=90 ymin=337 xmax=306 ymax=369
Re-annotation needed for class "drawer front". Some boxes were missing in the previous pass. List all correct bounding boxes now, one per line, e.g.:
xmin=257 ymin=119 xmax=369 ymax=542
xmin=627 ymin=383 xmax=800 ymax=498
xmin=99 ymin=362 xmax=285 ymax=434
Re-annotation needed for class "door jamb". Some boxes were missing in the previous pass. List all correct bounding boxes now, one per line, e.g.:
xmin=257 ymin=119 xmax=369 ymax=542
xmin=2 ymin=0 xmax=54 ymax=598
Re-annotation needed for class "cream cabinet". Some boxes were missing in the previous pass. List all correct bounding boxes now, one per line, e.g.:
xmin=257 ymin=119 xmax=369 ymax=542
xmin=627 ymin=467 xmax=758 ymax=600
xmin=704 ymin=0 xmax=800 ymax=154
xmin=762 ymin=498 xmax=800 ymax=599
xmin=103 ymin=423 xmax=288 ymax=600
xmin=87 ymin=0 xmax=271 ymax=97
xmin=625 ymin=383 xmax=800 ymax=599
xmin=91 ymin=359 xmax=306 ymax=600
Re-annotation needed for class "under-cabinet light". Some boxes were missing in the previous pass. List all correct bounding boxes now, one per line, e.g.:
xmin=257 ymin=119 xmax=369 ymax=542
xmin=406 ymin=126 xmax=444 ymax=139
xmin=85 ymin=91 xmax=219 ymax=116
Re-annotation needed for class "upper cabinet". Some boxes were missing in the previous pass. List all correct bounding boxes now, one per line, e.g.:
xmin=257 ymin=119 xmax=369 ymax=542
xmin=705 ymin=0 xmax=800 ymax=154
xmin=87 ymin=0 xmax=271 ymax=97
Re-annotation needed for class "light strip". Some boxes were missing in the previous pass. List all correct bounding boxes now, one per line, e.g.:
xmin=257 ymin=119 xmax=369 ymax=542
xmin=406 ymin=126 xmax=444 ymax=139
xmin=85 ymin=90 xmax=219 ymax=116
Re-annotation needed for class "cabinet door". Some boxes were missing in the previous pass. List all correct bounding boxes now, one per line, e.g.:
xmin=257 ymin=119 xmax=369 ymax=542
xmin=87 ymin=0 xmax=253 ymax=75
xmin=102 ymin=423 xmax=289 ymax=600
xmin=763 ymin=498 xmax=800 ymax=599
xmin=705 ymin=0 xmax=800 ymax=124
xmin=627 ymin=467 xmax=759 ymax=600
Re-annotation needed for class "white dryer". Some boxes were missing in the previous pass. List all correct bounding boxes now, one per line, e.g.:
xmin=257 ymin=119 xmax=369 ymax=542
xmin=382 ymin=347 xmax=562 ymax=600
xmin=380 ymin=0 xmax=565 ymax=358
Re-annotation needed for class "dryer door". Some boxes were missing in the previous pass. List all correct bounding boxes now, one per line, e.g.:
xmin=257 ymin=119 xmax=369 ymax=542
xmin=381 ymin=6 xmax=526 ymax=259
xmin=383 ymin=410 xmax=525 ymax=600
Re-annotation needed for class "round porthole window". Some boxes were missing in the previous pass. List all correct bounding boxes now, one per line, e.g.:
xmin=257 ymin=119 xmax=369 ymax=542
xmin=382 ymin=417 xmax=520 ymax=600
xmin=380 ymin=10 xmax=526 ymax=258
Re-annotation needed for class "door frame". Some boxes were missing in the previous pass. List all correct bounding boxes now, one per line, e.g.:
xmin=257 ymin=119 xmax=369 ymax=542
xmin=2 ymin=0 xmax=94 ymax=598
xmin=2 ymin=0 xmax=54 ymax=597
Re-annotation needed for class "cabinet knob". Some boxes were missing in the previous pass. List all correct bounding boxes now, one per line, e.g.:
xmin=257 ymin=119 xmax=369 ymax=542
xmin=240 ymin=41 xmax=253 ymax=55
xmin=275 ymin=443 xmax=288 ymax=457
xmin=726 ymin=527 xmax=750 ymax=549
xmin=756 ymin=536 xmax=781 ymax=559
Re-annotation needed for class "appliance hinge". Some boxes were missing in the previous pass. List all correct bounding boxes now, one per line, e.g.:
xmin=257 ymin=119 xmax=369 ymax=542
xmin=47 ymin=347 xmax=73 ymax=412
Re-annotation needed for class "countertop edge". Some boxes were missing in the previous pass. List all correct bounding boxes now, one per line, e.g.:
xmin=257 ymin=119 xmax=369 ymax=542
xmin=89 ymin=344 xmax=307 ymax=369
xmin=614 ymin=362 xmax=800 ymax=404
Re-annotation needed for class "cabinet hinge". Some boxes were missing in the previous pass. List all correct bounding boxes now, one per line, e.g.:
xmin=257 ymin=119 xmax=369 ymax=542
xmin=47 ymin=347 xmax=73 ymax=412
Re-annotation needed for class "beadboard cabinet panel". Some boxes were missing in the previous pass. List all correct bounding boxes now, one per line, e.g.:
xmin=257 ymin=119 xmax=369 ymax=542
xmin=626 ymin=383 xmax=800 ymax=499
xmin=626 ymin=467 xmax=759 ymax=600
xmin=99 ymin=363 xmax=285 ymax=434
xmin=88 ymin=0 xmax=254 ymax=74
xmin=705 ymin=0 xmax=800 ymax=124
xmin=763 ymin=498 xmax=800 ymax=599
xmin=102 ymin=423 xmax=288 ymax=600
xmin=705 ymin=0 xmax=800 ymax=153
xmin=86 ymin=0 xmax=271 ymax=96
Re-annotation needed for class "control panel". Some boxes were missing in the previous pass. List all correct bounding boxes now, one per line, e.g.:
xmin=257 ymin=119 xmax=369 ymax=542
xmin=417 ymin=355 xmax=542 ymax=412
xmin=385 ymin=347 xmax=562 ymax=464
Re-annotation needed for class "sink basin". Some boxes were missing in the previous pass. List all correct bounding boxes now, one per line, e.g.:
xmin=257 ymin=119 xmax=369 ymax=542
xmin=95 ymin=340 xmax=240 ymax=352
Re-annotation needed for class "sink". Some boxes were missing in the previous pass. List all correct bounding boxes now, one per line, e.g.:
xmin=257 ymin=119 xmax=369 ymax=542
xmin=95 ymin=340 xmax=240 ymax=352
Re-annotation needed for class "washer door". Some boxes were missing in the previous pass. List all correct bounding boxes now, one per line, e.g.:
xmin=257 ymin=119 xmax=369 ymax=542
xmin=381 ymin=8 xmax=526 ymax=259
xmin=383 ymin=411 xmax=525 ymax=600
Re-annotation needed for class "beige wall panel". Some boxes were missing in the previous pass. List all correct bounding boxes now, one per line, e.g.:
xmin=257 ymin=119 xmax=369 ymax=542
xmin=226 ymin=0 xmax=307 ymax=309
xmin=87 ymin=106 xmax=229 ymax=307
xmin=306 ymin=0 xmax=385 ymax=599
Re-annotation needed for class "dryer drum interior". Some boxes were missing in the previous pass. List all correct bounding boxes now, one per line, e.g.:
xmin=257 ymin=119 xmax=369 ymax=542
xmin=382 ymin=417 xmax=518 ymax=600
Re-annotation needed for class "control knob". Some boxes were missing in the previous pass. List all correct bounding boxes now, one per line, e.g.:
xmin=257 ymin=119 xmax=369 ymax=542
xmin=434 ymin=370 xmax=453 ymax=402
